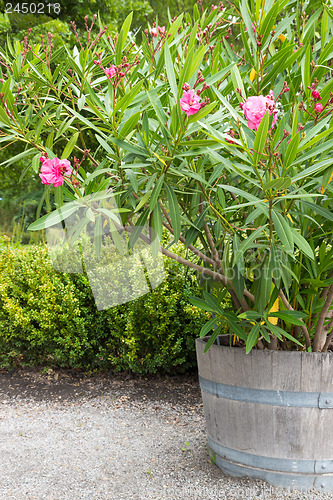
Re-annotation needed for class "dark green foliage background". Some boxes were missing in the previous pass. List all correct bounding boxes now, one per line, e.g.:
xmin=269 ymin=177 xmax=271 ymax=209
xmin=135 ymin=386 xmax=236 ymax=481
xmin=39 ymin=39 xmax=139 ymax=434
xmin=0 ymin=242 xmax=209 ymax=373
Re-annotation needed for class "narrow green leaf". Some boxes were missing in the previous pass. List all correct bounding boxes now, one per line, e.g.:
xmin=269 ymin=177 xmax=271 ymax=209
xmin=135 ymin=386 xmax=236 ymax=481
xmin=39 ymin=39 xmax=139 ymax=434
xmin=290 ymin=227 xmax=314 ymax=260
xmin=271 ymin=210 xmax=293 ymax=253
xmin=149 ymin=174 xmax=165 ymax=211
xmin=61 ymin=132 xmax=79 ymax=159
xmin=301 ymin=200 xmax=333 ymax=222
xmin=203 ymin=326 xmax=222 ymax=353
xmin=188 ymin=295 xmax=216 ymax=313
xmin=164 ymin=42 xmax=178 ymax=99
xmin=284 ymin=133 xmax=300 ymax=169
xmin=246 ymin=323 xmax=260 ymax=353
xmin=233 ymin=225 xmax=267 ymax=267
xmin=200 ymin=317 xmax=218 ymax=338
xmin=165 ymin=183 xmax=181 ymax=242
xmin=28 ymin=204 xmax=80 ymax=231
xmin=263 ymin=177 xmax=291 ymax=191
xmin=269 ymin=311 xmax=307 ymax=326
xmin=253 ymin=110 xmax=269 ymax=167
xmin=119 ymin=111 xmax=140 ymax=139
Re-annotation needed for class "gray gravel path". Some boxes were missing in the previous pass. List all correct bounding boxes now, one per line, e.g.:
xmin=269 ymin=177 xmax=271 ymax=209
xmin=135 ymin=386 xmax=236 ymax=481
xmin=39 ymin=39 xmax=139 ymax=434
xmin=0 ymin=370 xmax=332 ymax=500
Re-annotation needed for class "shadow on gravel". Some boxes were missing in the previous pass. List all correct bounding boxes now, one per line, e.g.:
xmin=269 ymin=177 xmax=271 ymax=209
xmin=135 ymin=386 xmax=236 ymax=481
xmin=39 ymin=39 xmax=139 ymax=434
xmin=0 ymin=368 xmax=202 ymax=407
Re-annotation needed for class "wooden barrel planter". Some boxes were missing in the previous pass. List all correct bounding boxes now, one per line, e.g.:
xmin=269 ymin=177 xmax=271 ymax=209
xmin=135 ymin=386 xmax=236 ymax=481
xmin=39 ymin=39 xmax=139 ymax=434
xmin=196 ymin=337 xmax=333 ymax=492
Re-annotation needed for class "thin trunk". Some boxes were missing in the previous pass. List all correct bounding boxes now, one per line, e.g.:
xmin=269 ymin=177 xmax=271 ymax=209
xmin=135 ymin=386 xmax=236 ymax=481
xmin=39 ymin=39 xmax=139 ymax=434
xmin=313 ymin=285 xmax=333 ymax=352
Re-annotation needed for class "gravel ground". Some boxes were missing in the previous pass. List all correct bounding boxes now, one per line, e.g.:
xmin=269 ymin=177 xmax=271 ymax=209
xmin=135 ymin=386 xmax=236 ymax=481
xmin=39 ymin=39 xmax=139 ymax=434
xmin=0 ymin=369 xmax=332 ymax=500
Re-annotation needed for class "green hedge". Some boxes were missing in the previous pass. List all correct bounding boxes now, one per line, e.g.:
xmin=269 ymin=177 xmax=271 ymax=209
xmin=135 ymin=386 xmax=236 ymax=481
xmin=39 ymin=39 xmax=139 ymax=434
xmin=0 ymin=242 xmax=209 ymax=373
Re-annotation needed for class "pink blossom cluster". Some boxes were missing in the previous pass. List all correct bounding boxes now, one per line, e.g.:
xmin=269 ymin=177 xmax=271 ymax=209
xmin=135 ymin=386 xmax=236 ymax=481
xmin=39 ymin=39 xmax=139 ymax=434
xmin=180 ymin=89 xmax=202 ymax=116
xmin=241 ymin=92 xmax=277 ymax=130
xmin=39 ymin=156 xmax=71 ymax=187
xmin=150 ymin=26 xmax=166 ymax=37
xmin=93 ymin=55 xmax=139 ymax=85
xmin=180 ymin=76 xmax=210 ymax=116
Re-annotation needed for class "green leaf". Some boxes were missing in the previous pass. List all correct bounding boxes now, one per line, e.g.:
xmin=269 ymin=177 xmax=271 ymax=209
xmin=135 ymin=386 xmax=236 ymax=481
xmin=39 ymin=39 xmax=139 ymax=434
xmin=164 ymin=42 xmax=178 ymax=99
xmin=266 ymin=322 xmax=304 ymax=347
xmin=203 ymin=325 xmax=223 ymax=353
xmin=246 ymin=323 xmax=260 ymax=353
xmin=261 ymin=1 xmax=280 ymax=46
xmin=165 ymin=184 xmax=181 ymax=242
xmin=284 ymin=133 xmax=300 ymax=169
xmin=96 ymin=208 xmax=122 ymax=225
xmin=119 ymin=112 xmax=140 ymax=139
xmin=230 ymin=64 xmax=246 ymax=102
xmin=240 ymin=0 xmax=256 ymax=49
xmin=301 ymin=44 xmax=312 ymax=98
xmin=188 ymin=295 xmax=216 ymax=312
xmin=224 ymin=313 xmax=247 ymax=341
xmin=1 ymin=148 xmax=37 ymax=166
xmin=233 ymin=225 xmax=267 ymax=267
xmin=125 ymin=169 xmax=138 ymax=192
xmin=129 ymin=208 xmax=149 ymax=248
xmin=61 ymin=132 xmax=79 ymax=159
xmin=271 ymin=210 xmax=293 ymax=253
xmin=269 ymin=311 xmax=307 ymax=325
xmin=28 ymin=204 xmax=80 ymax=231
xmin=263 ymin=177 xmax=291 ymax=191
xmin=256 ymin=258 xmax=272 ymax=313
xmin=253 ymin=110 xmax=269 ymax=167
xmin=200 ymin=317 xmax=218 ymax=338
xmin=116 ymin=12 xmax=133 ymax=64
xmin=149 ymin=174 xmax=165 ymax=211
xmin=300 ymin=200 xmax=333 ymax=222
xmin=290 ymin=228 xmax=314 ymax=260
xmin=113 ymin=81 xmax=143 ymax=115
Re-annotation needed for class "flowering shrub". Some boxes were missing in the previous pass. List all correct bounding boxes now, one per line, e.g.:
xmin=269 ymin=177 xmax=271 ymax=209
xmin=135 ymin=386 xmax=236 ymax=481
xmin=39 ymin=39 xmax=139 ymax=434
xmin=0 ymin=1 xmax=333 ymax=354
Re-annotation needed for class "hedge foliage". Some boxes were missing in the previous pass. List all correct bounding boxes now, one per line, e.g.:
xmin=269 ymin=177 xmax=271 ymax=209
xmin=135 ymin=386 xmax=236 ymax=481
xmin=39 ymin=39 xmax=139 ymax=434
xmin=0 ymin=241 xmax=209 ymax=373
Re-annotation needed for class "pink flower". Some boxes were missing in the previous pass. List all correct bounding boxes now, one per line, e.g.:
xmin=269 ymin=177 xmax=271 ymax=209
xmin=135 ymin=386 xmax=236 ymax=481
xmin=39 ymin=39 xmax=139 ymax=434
xmin=180 ymin=89 xmax=201 ymax=116
xmin=245 ymin=23 xmax=256 ymax=33
xmin=315 ymin=102 xmax=323 ymax=113
xmin=242 ymin=94 xmax=277 ymax=130
xmin=104 ymin=65 xmax=117 ymax=78
xmin=39 ymin=157 xmax=71 ymax=187
xmin=312 ymin=89 xmax=321 ymax=100
xmin=150 ymin=26 xmax=165 ymax=37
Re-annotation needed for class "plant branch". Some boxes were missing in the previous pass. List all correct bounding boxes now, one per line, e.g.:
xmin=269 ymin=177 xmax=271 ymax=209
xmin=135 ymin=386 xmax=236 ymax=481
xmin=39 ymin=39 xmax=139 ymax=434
xmin=279 ymin=289 xmax=311 ymax=349
xmin=313 ymin=285 xmax=333 ymax=352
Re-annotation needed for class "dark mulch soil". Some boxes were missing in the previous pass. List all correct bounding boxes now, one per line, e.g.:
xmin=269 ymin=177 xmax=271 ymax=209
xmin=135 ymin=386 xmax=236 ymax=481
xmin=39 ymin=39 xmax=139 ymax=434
xmin=0 ymin=367 xmax=202 ymax=406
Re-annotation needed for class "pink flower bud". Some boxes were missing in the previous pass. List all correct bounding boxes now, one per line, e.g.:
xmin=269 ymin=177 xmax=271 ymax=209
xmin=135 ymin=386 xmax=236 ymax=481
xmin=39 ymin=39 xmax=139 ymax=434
xmin=312 ymin=89 xmax=321 ymax=100
xmin=315 ymin=102 xmax=323 ymax=113
xmin=182 ymin=82 xmax=190 ymax=91
xmin=119 ymin=72 xmax=125 ymax=78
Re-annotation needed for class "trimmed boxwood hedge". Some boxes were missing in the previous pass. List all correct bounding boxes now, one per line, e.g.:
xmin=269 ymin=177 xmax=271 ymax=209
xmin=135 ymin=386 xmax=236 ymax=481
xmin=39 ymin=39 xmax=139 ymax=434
xmin=0 ymin=241 xmax=209 ymax=373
